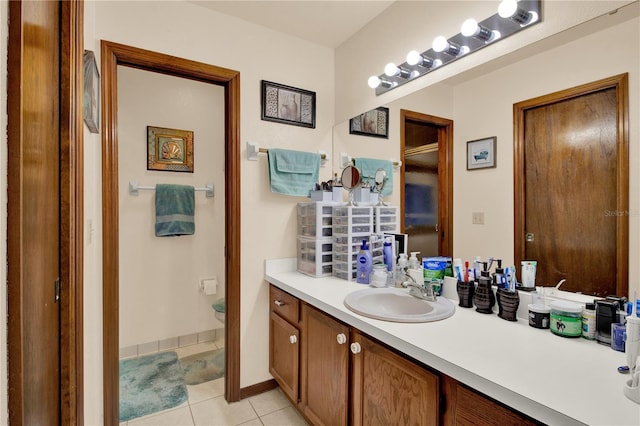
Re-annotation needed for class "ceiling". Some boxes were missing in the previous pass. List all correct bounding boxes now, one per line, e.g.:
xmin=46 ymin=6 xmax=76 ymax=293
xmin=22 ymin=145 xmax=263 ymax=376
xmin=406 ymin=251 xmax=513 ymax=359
xmin=190 ymin=1 xmax=395 ymax=48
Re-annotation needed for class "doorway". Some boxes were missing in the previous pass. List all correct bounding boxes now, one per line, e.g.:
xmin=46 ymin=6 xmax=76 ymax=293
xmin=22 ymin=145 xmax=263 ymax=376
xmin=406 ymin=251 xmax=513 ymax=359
xmin=7 ymin=1 xmax=84 ymax=424
xmin=514 ymin=74 xmax=629 ymax=297
xmin=101 ymin=41 xmax=241 ymax=424
xmin=400 ymin=110 xmax=453 ymax=257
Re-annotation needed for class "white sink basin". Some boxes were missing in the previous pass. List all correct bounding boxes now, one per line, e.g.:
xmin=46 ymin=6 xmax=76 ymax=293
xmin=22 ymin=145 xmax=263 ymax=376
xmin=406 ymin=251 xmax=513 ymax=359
xmin=343 ymin=287 xmax=455 ymax=323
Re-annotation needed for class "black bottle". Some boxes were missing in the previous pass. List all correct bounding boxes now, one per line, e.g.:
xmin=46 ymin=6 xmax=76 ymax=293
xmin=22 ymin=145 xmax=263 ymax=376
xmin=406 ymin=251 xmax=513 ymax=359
xmin=474 ymin=264 xmax=495 ymax=314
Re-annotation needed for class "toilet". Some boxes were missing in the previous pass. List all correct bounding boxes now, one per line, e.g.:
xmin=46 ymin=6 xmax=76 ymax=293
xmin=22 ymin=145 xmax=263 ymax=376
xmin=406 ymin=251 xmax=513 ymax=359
xmin=212 ymin=298 xmax=225 ymax=324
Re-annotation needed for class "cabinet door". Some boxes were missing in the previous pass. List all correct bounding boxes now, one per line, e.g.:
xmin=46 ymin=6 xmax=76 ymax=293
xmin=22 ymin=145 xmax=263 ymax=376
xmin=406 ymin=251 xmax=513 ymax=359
xmin=351 ymin=331 xmax=440 ymax=426
xmin=270 ymin=311 xmax=300 ymax=403
xmin=300 ymin=304 xmax=350 ymax=426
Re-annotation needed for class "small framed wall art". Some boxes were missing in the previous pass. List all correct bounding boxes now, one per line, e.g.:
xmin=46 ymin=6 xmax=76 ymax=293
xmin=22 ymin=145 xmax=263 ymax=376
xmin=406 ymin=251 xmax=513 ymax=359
xmin=147 ymin=126 xmax=194 ymax=172
xmin=261 ymin=80 xmax=316 ymax=128
xmin=349 ymin=106 xmax=389 ymax=138
xmin=83 ymin=50 xmax=100 ymax=134
xmin=467 ymin=136 xmax=497 ymax=170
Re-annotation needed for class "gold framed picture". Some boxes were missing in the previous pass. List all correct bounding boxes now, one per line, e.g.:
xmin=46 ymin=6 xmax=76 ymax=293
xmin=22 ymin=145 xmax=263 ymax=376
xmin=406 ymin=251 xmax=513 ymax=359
xmin=147 ymin=126 xmax=194 ymax=172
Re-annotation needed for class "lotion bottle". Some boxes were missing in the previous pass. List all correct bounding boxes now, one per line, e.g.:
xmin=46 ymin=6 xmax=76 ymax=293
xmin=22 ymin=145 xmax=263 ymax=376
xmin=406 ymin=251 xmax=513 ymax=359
xmin=407 ymin=252 xmax=423 ymax=286
xmin=383 ymin=237 xmax=394 ymax=272
xmin=356 ymin=240 xmax=373 ymax=284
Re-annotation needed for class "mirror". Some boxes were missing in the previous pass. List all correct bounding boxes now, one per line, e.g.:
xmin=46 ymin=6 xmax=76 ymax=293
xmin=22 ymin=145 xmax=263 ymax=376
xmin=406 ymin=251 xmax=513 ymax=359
xmin=332 ymin=3 xmax=638 ymax=298
xmin=340 ymin=164 xmax=361 ymax=206
xmin=372 ymin=168 xmax=387 ymax=206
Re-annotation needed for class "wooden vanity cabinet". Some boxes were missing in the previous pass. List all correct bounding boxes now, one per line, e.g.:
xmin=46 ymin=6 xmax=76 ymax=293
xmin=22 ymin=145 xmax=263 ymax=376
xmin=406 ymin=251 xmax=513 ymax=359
xmin=350 ymin=330 xmax=440 ymax=426
xmin=269 ymin=286 xmax=300 ymax=403
xmin=300 ymin=303 xmax=350 ymax=426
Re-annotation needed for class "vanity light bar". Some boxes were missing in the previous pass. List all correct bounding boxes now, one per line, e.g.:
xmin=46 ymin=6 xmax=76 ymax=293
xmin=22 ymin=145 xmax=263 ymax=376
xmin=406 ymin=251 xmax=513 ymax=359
xmin=368 ymin=0 xmax=542 ymax=96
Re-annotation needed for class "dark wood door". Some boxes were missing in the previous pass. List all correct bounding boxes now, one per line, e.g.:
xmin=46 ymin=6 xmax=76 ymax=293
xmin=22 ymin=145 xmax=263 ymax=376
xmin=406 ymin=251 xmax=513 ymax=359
xmin=520 ymin=85 xmax=623 ymax=296
xmin=351 ymin=331 xmax=440 ymax=426
xmin=269 ymin=311 xmax=300 ymax=402
xmin=7 ymin=0 xmax=62 ymax=424
xmin=300 ymin=304 xmax=349 ymax=426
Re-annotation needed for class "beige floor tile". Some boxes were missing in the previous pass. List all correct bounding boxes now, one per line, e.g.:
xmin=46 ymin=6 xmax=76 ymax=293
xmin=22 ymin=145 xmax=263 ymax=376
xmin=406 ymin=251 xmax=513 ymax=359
xmin=259 ymin=407 xmax=308 ymax=426
xmin=247 ymin=388 xmax=291 ymax=417
xmin=176 ymin=341 xmax=218 ymax=358
xmin=128 ymin=405 xmax=194 ymax=426
xmin=188 ymin=377 xmax=225 ymax=404
xmin=191 ymin=396 xmax=258 ymax=426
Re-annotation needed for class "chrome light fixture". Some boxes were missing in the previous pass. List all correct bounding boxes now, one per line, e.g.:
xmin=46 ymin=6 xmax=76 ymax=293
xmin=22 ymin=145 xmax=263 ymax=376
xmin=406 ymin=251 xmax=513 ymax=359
xmin=368 ymin=0 xmax=542 ymax=95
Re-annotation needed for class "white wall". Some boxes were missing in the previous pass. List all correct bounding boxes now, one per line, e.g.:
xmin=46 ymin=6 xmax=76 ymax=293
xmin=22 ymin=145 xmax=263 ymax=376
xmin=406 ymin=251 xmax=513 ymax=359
xmin=0 ymin=0 xmax=7 ymax=424
xmin=84 ymin=1 xmax=334 ymax=422
xmin=117 ymin=66 xmax=225 ymax=349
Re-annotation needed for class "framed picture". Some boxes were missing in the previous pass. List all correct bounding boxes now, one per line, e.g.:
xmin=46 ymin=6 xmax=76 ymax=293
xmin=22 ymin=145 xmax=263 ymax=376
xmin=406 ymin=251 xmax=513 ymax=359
xmin=147 ymin=126 xmax=194 ymax=172
xmin=349 ymin=107 xmax=389 ymax=139
xmin=467 ymin=136 xmax=497 ymax=170
xmin=83 ymin=50 xmax=100 ymax=134
xmin=261 ymin=80 xmax=316 ymax=128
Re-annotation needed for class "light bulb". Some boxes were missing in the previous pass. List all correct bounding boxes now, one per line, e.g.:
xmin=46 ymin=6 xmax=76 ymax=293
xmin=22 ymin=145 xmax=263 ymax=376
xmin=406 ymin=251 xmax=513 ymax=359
xmin=461 ymin=19 xmax=479 ymax=37
xmin=367 ymin=75 xmax=381 ymax=89
xmin=406 ymin=50 xmax=421 ymax=66
xmin=432 ymin=36 xmax=449 ymax=53
xmin=498 ymin=0 xmax=518 ymax=18
xmin=384 ymin=63 xmax=399 ymax=77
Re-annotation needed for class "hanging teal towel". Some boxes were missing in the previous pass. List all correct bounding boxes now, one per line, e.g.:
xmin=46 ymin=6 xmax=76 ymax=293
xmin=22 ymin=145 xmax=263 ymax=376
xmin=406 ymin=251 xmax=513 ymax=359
xmin=354 ymin=158 xmax=393 ymax=196
xmin=155 ymin=184 xmax=195 ymax=237
xmin=268 ymin=148 xmax=320 ymax=196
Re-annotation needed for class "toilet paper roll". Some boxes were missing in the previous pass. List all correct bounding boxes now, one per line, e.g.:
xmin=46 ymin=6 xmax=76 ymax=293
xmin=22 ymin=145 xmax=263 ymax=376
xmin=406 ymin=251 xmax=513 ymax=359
xmin=201 ymin=278 xmax=218 ymax=295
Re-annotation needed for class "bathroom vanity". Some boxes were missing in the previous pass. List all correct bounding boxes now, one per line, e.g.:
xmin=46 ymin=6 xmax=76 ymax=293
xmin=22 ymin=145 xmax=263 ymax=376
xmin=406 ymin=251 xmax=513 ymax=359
xmin=266 ymin=258 xmax=640 ymax=426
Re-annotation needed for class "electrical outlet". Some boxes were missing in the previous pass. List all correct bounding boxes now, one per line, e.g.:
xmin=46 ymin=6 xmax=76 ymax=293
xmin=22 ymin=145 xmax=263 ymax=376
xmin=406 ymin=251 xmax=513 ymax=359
xmin=472 ymin=212 xmax=485 ymax=225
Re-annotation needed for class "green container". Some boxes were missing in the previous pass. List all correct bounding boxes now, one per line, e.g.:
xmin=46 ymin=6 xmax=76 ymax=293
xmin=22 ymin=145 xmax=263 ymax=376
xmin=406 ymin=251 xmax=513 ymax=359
xmin=550 ymin=300 xmax=583 ymax=338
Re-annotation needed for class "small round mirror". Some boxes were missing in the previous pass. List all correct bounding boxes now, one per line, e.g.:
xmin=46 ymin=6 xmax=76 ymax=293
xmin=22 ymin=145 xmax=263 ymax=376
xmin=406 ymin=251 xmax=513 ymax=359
xmin=341 ymin=165 xmax=361 ymax=190
xmin=373 ymin=168 xmax=386 ymax=193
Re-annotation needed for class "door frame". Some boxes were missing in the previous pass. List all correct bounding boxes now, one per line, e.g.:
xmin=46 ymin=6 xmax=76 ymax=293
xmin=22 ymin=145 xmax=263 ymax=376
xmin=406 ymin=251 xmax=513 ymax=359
xmin=513 ymin=73 xmax=629 ymax=296
xmin=100 ymin=41 xmax=241 ymax=424
xmin=400 ymin=109 xmax=453 ymax=256
xmin=7 ymin=0 xmax=84 ymax=424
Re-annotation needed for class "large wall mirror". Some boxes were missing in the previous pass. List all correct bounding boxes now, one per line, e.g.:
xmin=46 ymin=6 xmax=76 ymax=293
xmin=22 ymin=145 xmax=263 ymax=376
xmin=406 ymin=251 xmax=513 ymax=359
xmin=332 ymin=2 xmax=638 ymax=298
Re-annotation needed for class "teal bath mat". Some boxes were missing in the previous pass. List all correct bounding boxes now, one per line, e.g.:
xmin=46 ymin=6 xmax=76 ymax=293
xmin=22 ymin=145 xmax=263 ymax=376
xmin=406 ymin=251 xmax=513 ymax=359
xmin=119 ymin=351 xmax=188 ymax=422
xmin=179 ymin=348 xmax=225 ymax=385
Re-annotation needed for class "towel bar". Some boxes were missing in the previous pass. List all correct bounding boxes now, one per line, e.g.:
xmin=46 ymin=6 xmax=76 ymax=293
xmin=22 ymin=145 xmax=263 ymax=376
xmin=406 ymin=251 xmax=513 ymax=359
xmin=129 ymin=181 xmax=214 ymax=198
xmin=246 ymin=141 xmax=327 ymax=167
xmin=339 ymin=152 xmax=402 ymax=169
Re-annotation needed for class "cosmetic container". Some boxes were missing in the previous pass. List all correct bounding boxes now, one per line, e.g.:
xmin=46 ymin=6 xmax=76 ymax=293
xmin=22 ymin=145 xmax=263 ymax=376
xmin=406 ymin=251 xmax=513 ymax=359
xmin=528 ymin=304 xmax=550 ymax=329
xmin=550 ymin=300 xmax=583 ymax=338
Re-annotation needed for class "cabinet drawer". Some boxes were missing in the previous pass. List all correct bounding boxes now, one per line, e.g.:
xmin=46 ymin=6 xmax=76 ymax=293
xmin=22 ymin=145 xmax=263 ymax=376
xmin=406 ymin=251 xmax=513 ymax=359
xmin=270 ymin=285 xmax=299 ymax=324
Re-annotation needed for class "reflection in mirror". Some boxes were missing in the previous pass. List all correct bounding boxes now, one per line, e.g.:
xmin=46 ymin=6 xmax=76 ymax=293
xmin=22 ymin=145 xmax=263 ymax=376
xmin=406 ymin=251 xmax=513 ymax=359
xmin=341 ymin=165 xmax=361 ymax=206
xmin=373 ymin=168 xmax=388 ymax=206
xmin=332 ymin=3 xmax=638 ymax=298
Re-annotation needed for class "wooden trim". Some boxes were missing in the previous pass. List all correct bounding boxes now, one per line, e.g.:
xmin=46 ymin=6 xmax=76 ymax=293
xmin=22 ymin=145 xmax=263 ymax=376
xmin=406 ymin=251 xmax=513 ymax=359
xmin=239 ymin=379 xmax=278 ymax=400
xmin=101 ymin=41 xmax=242 ymax=424
xmin=513 ymin=73 xmax=629 ymax=295
xmin=59 ymin=1 xmax=84 ymax=424
xmin=399 ymin=109 xmax=454 ymax=256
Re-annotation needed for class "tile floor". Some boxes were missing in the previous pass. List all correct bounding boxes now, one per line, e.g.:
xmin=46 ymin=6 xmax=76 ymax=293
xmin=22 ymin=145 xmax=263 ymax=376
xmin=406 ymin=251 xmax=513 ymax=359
xmin=120 ymin=337 xmax=308 ymax=426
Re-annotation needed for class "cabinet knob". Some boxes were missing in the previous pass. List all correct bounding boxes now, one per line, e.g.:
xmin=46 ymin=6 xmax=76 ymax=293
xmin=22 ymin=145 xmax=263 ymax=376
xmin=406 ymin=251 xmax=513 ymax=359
xmin=336 ymin=333 xmax=347 ymax=345
xmin=350 ymin=342 xmax=362 ymax=354
xmin=274 ymin=300 xmax=285 ymax=307
xmin=289 ymin=335 xmax=297 ymax=344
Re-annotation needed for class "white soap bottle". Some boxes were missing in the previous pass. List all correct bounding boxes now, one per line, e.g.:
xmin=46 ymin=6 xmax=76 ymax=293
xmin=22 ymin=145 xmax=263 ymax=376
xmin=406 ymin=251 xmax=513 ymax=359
xmin=394 ymin=253 xmax=408 ymax=287
xmin=407 ymin=252 xmax=423 ymax=286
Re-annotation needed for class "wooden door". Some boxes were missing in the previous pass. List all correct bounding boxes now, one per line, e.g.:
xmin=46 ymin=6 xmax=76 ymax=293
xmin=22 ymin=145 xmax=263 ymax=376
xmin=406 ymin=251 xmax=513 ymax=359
xmin=7 ymin=0 xmax=62 ymax=423
xmin=400 ymin=110 xmax=454 ymax=258
xmin=515 ymin=75 xmax=628 ymax=296
xmin=351 ymin=331 xmax=440 ymax=426
xmin=300 ymin=304 xmax=350 ymax=426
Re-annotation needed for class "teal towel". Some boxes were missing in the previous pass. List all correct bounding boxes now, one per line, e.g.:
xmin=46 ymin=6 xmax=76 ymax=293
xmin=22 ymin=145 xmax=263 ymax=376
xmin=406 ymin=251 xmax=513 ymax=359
xmin=268 ymin=148 xmax=320 ymax=196
xmin=155 ymin=184 xmax=195 ymax=236
xmin=354 ymin=158 xmax=393 ymax=196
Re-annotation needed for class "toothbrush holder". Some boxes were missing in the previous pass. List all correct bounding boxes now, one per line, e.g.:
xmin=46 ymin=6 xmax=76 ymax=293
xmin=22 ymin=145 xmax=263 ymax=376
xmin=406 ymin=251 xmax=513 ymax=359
xmin=496 ymin=288 xmax=520 ymax=321
xmin=456 ymin=280 xmax=475 ymax=308
xmin=474 ymin=281 xmax=495 ymax=314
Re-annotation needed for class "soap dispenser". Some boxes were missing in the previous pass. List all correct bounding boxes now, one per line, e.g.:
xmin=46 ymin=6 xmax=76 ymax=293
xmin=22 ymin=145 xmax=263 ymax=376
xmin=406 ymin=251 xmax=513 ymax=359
xmin=474 ymin=262 xmax=495 ymax=314
xmin=407 ymin=252 xmax=423 ymax=287
xmin=394 ymin=253 xmax=408 ymax=287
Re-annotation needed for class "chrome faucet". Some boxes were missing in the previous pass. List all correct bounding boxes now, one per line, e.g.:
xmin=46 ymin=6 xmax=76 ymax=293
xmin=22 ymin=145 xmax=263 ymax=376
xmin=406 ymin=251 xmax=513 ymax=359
xmin=403 ymin=275 xmax=437 ymax=302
